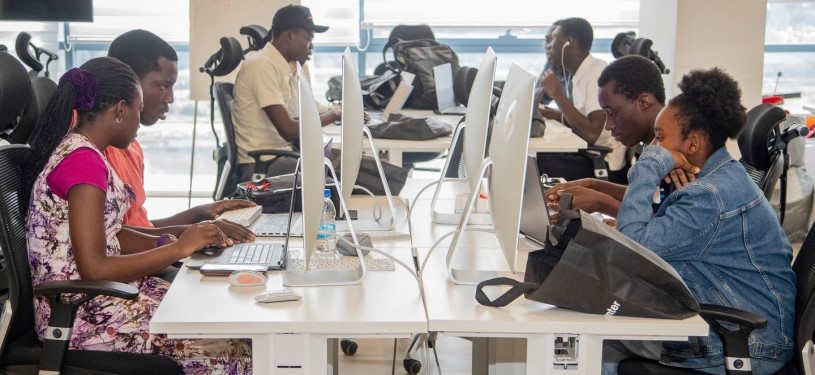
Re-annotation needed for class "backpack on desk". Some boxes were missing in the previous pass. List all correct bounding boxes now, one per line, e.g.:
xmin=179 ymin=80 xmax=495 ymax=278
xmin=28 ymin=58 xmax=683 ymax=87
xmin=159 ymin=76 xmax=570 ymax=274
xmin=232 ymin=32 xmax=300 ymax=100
xmin=475 ymin=198 xmax=700 ymax=319
xmin=383 ymin=38 xmax=459 ymax=110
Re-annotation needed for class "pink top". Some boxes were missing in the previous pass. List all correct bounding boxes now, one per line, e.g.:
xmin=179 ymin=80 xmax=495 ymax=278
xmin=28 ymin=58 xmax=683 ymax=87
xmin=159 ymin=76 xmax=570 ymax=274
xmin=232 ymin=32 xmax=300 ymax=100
xmin=46 ymin=147 xmax=108 ymax=200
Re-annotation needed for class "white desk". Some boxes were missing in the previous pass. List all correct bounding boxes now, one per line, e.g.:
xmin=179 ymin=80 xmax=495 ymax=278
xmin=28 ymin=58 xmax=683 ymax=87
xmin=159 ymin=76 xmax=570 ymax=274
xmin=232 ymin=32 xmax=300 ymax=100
xmin=420 ymin=244 xmax=709 ymax=375
xmin=150 ymin=242 xmax=426 ymax=375
xmin=322 ymin=109 xmax=587 ymax=166
xmin=151 ymin=194 xmax=707 ymax=374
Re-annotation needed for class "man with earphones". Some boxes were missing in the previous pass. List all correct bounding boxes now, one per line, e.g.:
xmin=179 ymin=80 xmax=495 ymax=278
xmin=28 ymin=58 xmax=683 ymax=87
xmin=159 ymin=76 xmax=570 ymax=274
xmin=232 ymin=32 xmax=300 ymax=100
xmin=538 ymin=18 xmax=627 ymax=183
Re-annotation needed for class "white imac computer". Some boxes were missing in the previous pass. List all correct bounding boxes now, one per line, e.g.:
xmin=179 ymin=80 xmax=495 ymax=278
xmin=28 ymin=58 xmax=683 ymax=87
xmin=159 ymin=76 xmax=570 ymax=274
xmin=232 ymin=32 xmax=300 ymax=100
xmin=283 ymin=64 xmax=364 ymax=287
xmin=335 ymin=48 xmax=399 ymax=232
xmin=430 ymin=48 xmax=497 ymax=225
xmin=444 ymin=64 xmax=536 ymax=285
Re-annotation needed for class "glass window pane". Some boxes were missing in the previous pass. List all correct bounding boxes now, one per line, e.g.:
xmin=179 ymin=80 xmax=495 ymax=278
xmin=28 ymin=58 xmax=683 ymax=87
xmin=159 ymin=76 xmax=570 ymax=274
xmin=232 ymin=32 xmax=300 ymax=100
xmin=364 ymin=0 xmax=638 ymax=29
xmin=763 ymin=52 xmax=815 ymax=104
xmin=765 ymin=1 xmax=815 ymax=44
xmin=302 ymin=0 xmax=360 ymax=45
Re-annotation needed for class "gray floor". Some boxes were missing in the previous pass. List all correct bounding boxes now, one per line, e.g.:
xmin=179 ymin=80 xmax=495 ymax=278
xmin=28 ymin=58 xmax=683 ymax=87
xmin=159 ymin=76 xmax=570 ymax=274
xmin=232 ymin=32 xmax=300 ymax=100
xmin=337 ymin=336 xmax=471 ymax=374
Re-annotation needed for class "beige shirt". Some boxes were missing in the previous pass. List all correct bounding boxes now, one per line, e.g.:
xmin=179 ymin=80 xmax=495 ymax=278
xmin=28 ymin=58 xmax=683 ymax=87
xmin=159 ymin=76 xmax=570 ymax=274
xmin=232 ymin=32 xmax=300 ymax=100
xmin=232 ymin=43 xmax=313 ymax=164
xmin=571 ymin=54 xmax=627 ymax=171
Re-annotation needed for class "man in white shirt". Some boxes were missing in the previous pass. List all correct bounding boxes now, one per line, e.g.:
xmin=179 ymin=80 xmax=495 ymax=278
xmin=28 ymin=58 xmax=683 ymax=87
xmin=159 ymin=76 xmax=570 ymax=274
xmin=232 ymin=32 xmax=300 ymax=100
xmin=538 ymin=18 xmax=627 ymax=183
xmin=232 ymin=4 xmax=341 ymax=181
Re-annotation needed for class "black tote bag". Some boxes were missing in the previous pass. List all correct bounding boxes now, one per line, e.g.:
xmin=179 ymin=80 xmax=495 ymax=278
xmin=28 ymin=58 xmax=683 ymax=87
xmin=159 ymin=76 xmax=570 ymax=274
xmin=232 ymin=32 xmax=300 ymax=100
xmin=476 ymin=210 xmax=700 ymax=320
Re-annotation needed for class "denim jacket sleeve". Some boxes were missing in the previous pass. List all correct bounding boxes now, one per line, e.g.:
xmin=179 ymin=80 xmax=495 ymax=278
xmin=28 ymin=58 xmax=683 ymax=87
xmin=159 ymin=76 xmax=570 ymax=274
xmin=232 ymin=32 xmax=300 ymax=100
xmin=617 ymin=146 xmax=720 ymax=261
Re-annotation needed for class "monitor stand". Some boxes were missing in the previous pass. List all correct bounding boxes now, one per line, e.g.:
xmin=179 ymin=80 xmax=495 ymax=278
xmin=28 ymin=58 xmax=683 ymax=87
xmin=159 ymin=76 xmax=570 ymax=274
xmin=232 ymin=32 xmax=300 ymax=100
xmin=444 ymin=158 xmax=516 ymax=285
xmin=283 ymin=159 xmax=366 ymax=287
xmin=336 ymin=126 xmax=399 ymax=232
xmin=430 ymin=125 xmax=491 ymax=225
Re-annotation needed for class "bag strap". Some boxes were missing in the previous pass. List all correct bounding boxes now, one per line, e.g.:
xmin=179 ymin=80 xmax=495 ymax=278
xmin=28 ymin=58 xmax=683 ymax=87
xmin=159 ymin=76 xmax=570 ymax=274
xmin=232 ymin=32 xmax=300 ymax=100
xmin=382 ymin=38 xmax=403 ymax=74
xmin=475 ymin=277 xmax=540 ymax=307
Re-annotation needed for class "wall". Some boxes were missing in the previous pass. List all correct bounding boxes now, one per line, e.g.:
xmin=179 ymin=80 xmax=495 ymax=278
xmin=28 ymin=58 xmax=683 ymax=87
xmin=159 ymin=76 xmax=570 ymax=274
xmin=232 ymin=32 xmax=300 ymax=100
xmin=189 ymin=0 xmax=297 ymax=101
xmin=640 ymin=0 xmax=768 ymax=157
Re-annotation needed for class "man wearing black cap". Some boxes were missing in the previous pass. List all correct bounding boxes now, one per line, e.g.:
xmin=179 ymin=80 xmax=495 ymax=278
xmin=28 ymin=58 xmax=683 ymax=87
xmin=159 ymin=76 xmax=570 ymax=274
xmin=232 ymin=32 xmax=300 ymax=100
xmin=232 ymin=4 xmax=340 ymax=180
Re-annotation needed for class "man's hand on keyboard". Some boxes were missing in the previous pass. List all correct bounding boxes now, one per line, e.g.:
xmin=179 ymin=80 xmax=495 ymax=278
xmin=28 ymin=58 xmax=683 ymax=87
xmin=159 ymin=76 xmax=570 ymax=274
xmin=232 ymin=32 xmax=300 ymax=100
xmin=192 ymin=199 xmax=257 ymax=221
xmin=211 ymin=219 xmax=256 ymax=243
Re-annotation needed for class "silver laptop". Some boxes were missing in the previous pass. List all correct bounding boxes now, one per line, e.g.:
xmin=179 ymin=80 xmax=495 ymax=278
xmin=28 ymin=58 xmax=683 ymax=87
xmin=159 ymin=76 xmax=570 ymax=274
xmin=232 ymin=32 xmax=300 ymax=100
xmin=433 ymin=63 xmax=467 ymax=116
xmin=185 ymin=169 xmax=303 ymax=271
xmin=520 ymin=155 xmax=554 ymax=246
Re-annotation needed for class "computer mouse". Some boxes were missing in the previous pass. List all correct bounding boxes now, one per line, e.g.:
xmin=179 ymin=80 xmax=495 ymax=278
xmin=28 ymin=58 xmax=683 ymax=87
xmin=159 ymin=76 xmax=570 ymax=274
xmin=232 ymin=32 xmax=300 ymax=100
xmin=254 ymin=290 xmax=302 ymax=303
xmin=228 ymin=270 xmax=267 ymax=287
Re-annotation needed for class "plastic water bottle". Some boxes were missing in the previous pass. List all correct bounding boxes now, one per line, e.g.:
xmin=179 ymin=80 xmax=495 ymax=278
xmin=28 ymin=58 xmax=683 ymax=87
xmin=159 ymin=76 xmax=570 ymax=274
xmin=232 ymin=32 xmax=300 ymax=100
xmin=316 ymin=189 xmax=337 ymax=253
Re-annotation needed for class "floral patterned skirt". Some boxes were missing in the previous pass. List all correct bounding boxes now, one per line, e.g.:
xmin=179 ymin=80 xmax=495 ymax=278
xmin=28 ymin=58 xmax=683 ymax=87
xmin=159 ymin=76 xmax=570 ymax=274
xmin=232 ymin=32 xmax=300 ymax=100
xmin=35 ymin=276 xmax=252 ymax=375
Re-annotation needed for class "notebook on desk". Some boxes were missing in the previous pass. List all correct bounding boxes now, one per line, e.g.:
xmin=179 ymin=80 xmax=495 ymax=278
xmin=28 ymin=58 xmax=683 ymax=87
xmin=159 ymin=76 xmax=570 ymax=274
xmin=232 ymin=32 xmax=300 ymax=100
xmin=186 ymin=170 xmax=302 ymax=271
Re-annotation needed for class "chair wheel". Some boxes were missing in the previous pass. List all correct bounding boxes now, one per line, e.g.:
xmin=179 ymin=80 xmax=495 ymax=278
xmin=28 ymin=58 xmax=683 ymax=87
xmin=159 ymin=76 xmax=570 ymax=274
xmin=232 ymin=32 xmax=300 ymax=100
xmin=403 ymin=358 xmax=422 ymax=374
xmin=340 ymin=339 xmax=358 ymax=355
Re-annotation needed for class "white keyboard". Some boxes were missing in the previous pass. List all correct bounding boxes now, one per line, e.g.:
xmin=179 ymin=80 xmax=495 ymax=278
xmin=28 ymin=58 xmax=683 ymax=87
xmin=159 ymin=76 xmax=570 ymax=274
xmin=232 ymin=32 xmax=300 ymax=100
xmin=286 ymin=251 xmax=395 ymax=271
xmin=216 ymin=205 xmax=262 ymax=227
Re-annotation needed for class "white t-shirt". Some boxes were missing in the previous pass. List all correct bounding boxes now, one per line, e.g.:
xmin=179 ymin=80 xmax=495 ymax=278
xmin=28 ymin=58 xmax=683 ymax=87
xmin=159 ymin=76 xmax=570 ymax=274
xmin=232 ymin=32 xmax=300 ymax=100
xmin=571 ymin=54 xmax=627 ymax=171
xmin=231 ymin=43 xmax=314 ymax=164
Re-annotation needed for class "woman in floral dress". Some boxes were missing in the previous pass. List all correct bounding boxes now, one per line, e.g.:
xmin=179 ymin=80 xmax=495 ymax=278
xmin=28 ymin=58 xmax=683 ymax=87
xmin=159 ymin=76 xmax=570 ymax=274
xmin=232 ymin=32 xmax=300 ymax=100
xmin=24 ymin=57 xmax=252 ymax=374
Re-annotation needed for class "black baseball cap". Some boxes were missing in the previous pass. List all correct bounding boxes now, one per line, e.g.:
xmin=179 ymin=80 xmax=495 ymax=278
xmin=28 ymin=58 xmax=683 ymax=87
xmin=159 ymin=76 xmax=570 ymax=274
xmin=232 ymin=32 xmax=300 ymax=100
xmin=272 ymin=5 xmax=329 ymax=33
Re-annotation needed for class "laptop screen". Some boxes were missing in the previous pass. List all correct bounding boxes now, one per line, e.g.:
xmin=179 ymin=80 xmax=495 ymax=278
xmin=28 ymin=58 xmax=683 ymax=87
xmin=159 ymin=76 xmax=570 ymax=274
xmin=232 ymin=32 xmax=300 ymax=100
xmin=519 ymin=155 xmax=552 ymax=246
xmin=433 ymin=63 xmax=456 ymax=110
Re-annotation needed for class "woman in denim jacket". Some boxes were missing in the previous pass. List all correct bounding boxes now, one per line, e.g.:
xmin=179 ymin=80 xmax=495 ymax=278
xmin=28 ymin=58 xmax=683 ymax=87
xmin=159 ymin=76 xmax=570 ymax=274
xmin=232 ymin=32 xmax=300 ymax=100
xmin=606 ymin=68 xmax=796 ymax=374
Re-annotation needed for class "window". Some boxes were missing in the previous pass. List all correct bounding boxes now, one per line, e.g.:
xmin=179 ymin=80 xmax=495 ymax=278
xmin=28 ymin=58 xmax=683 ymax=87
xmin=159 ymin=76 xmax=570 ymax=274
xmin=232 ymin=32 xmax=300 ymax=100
xmin=764 ymin=1 xmax=815 ymax=105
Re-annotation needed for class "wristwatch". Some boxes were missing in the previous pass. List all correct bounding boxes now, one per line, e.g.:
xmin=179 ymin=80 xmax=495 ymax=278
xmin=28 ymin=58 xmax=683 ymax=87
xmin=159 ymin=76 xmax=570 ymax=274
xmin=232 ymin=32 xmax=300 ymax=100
xmin=156 ymin=233 xmax=177 ymax=247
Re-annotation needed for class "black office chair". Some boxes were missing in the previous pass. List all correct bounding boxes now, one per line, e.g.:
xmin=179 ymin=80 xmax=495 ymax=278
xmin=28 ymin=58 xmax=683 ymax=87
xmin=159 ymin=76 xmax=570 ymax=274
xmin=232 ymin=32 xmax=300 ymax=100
xmin=212 ymin=82 xmax=299 ymax=200
xmin=0 ymin=52 xmax=33 ymax=141
xmin=8 ymin=76 xmax=56 ymax=145
xmin=739 ymin=104 xmax=809 ymax=224
xmin=618 ymin=220 xmax=815 ymax=375
xmin=0 ymin=144 xmax=184 ymax=374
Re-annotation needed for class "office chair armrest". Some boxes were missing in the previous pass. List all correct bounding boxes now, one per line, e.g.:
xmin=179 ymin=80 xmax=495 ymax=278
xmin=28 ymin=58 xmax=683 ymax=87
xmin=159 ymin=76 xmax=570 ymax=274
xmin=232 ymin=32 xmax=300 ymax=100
xmin=248 ymin=149 xmax=301 ymax=162
xmin=699 ymin=303 xmax=768 ymax=329
xmin=34 ymin=280 xmax=139 ymax=300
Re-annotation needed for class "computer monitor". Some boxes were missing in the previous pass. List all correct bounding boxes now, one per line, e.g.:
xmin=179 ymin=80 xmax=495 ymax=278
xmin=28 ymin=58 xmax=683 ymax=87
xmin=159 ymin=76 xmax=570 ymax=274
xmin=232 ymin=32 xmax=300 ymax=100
xmin=430 ymin=47 xmax=497 ymax=224
xmin=283 ymin=63 xmax=364 ymax=287
xmin=337 ymin=48 xmax=398 ymax=231
xmin=445 ymin=63 xmax=536 ymax=285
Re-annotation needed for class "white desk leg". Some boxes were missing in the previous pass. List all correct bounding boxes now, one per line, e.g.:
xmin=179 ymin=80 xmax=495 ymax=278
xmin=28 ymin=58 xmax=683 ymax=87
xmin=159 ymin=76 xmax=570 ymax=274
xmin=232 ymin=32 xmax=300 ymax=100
xmin=305 ymin=335 xmax=328 ymax=375
xmin=389 ymin=150 xmax=402 ymax=168
xmin=581 ymin=335 xmax=604 ymax=375
xmin=252 ymin=335 xmax=271 ymax=375
xmin=526 ymin=335 xmax=552 ymax=375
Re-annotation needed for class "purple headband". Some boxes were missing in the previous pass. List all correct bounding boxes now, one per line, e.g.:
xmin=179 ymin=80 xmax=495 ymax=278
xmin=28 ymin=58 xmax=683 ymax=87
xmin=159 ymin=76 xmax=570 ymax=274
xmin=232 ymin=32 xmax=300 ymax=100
xmin=58 ymin=68 xmax=96 ymax=111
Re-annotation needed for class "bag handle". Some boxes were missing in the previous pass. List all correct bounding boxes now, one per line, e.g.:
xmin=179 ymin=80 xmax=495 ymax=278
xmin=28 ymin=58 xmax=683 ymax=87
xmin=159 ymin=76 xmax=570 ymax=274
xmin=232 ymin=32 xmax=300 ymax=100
xmin=382 ymin=38 xmax=403 ymax=74
xmin=475 ymin=277 xmax=540 ymax=307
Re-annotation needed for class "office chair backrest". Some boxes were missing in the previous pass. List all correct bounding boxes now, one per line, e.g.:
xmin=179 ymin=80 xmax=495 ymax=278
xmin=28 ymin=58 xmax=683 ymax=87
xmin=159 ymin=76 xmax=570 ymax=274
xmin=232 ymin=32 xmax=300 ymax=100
xmin=738 ymin=104 xmax=786 ymax=200
xmin=791 ymin=222 xmax=815 ymax=372
xmin=453 ymin=66 xmax=478 ymax=107
xmin=0 ymin=145 xmax=35 ymax=351
xmin=0 ymin=53 xmax=32 ymax=137
xmin=8 ymin=77 xmax=56 ymax=144
xmin=214 ymin=82 xmax=239 ymax=200
xmin=390 ymin=24 xmax=435 ymax=43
